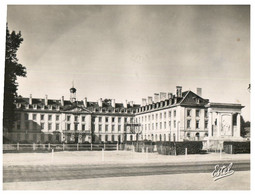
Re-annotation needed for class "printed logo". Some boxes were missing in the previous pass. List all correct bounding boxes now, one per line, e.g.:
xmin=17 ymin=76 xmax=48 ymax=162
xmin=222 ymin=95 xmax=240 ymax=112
xmin=212 ymin=163 xmax=234 ymax=181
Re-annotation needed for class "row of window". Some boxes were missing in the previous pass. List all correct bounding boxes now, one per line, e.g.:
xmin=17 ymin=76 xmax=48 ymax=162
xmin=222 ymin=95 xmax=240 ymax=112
xmin=187 ymin=119 xmax=208 ymax=129
xmin=187 ymin=109 xmax=208 ymax=117
xmin=19 ymin=113 xmax=88 ymax=122
xmin=98 ymin=124 xmax=122 ymax=132
xmin=97 ymin=117 xmax=132 ymax=123
xmin=136 ymin=110 xmax=177 ymax=123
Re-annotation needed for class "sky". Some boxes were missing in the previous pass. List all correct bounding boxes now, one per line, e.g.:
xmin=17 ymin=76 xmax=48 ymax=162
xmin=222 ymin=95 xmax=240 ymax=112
xmin=6 ymin=5 xmax=250 ymax=120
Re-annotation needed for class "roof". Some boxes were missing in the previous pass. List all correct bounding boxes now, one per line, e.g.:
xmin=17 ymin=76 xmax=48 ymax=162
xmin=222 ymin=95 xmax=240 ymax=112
xmin=15 ymin=96 xmax=140 ymax=114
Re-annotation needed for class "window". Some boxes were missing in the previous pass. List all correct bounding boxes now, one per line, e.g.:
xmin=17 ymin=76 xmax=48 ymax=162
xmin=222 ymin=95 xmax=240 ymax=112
xmin=148 ymin=115 xmax=151 ymax=121
xmin=33 ymin=114 xmax=37 ymax=120
xmin=196 ymin=110 xmax=200 ymax=117
xmin=196 ymin=120 xmax=200 ymax=129
xmin=187 ymin=109 xmax=191 ymax=117
xmin=74 ymin=124 xmax=78 ymax=130
xmin=187 ymin=120 xmax=191 ymax=128
xmin=124 ymin=118 xmax=127 ymax=123
xmin=67 ymin=123 xmax=71 ymax=130
xmin=174 ymin=110 xmax=176 ymax=117
xmin=112 ymin=135 xmax=115 ymax=142
xmin=105 ymin=135 xmax=108 ymax=142
xmin=33 ymin=123 xmax=37 ymax=130
xmin=48 ymin=123 xmax=52 ymax=130
xmin=160 ymin=113 xmax=162 ymax=119
xmin=205 ymin=110 xmax=208 ymax=118
xmin=105 ymin=117 xmax=108 ymax=123
xmin=118 ymin=125 xmax=121 ymax=131
xmin=74 ymin=116 xmax=78 ymax=122
xmin=41 ymin=114 xmax=44 ymax=121
xmin=145 ymin=116 xmax=147 ymax=122
xmin=152 ymin=123 xmax=154 ymax=130
xmin=67 ymin=115 xmax=71 ymax=121
xmin=130 ymin=135 xmax=133 ymax=141
xmin=112 ymin=117 xmax=115 ymax=123
xmin=99 ymin=135 xmax=102 ymax=141
xmin=56 ymin=123 xmax=59 ymax=130
xmin=152 ymin=114 xmax=154 ymax=120
xmin=118 ymin=117 xmax=121 ymax=123
xmin=25 ymin=113 xmax=29 ymax=120
xmin=41 ymin=123 xmax=44 ymax=130
xmin=145 ymin=124 xmax=147 ymax=130
xmin=99 ymin=117 xmax=102 ymax=123
xmin=17 ymin=122 xmax=21 ymax=130
xmin=205 ymin=120 xmax=208 ymax=129
xmin=148 ymin=124 xmax=151 ymax=130
xmin=169 ymin=111 xmax=171 ymax=118
xmin=33 ymin=134 xmax=37 ymax=142
xmin=160 ymin=122 xmax=162 ymax=129
xmin=99 ymin=124 xmax=102 ymax=131
xmin=82 ymin=116 xmax=85 ymax=122
xmin=105 ymin=125 xmax=108 ymax=131
xmin=48 ymin=115 xmax=52 ymax=121
xmin=156 ymin=114 xmax=158 ymax=120
xmin=25 ymin=122 xmax=29 ymax=129
xmin=112 ymin=125 xmax=115 ymax=131
xmin=56 ymin=115 xmax=60 ymax=121
xmin=82 ymin=124 xmax=86 ymax=130
xmin=164 ymin=112 xmax=166 ymax=119
xmin=16 ymin=113 xmax=21 ymax=120
xmin=174 ymin=120 xmax=176 ymax=128
xmin=41 ymin=134 xmax=44 ymax=142
xmin=17 ymin=133 xmax=21 ymax=141
xmin=156 ymin=123 xmax=158 ymax=130
xmin=164 ymin=122 xmax=166 ymax=129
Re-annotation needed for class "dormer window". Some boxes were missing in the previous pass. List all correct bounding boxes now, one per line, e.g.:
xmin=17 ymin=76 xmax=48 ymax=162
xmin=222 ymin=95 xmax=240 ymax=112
xmin=48 ymin=105 xmax=52 ymax=110
xmin=16 ymin=103 xmax=21 ymax=108
xmin=33 ymin=104 xmax=37 ymax=109
xmin=25 ymin=104 xmax=30 ymax=109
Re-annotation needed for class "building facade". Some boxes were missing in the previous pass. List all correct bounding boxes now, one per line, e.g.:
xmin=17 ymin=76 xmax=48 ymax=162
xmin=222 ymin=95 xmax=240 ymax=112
xmin=4 ymin=86 xmax=245 ymax=144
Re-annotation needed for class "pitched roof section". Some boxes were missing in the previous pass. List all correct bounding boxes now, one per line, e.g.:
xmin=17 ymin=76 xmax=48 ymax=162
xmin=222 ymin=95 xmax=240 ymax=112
xmin=179 ymin=91 xmax=209 ymax=106
xmin=15 ymin=96 xmax=140 ymax=113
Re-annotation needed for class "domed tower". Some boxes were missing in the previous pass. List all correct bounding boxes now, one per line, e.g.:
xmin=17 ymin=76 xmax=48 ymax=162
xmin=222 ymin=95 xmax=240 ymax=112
xmin=70 ymin=82 xmax=77 ymax=103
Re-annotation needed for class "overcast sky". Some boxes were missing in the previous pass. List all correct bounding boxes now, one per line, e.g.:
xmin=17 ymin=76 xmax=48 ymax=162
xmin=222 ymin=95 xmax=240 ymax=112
xmin=7 ymin=5 xmax=250 ymax=120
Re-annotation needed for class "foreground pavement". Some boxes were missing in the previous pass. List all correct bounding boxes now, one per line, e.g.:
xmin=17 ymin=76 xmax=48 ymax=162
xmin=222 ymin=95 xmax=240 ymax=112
xmin=3 ymin=151 xmax=250 ymax=190
xmin=3 ymin=171 xmax=250 ymax=190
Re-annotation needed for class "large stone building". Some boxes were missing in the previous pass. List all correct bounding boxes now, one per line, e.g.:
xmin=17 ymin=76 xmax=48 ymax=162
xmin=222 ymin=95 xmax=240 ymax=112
xmin=4 ymin=86 xmax=245 ymax=144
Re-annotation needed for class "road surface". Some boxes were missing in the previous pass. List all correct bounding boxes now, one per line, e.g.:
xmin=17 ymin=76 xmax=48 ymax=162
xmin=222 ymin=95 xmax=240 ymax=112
xmin=3 ymin=160 xmax=250 ymax=183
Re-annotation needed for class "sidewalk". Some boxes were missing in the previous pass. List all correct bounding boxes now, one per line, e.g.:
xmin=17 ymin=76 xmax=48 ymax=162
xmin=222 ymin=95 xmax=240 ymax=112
xmin=3 ymin=150 xmax=250 ymax=167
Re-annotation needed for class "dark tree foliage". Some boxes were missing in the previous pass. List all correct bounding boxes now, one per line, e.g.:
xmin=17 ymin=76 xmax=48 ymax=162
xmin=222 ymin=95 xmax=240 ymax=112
xmin=3 ymin=25 xmax=26 ymax=132
xmin=240 ymin=116 xmax=250 ymax=137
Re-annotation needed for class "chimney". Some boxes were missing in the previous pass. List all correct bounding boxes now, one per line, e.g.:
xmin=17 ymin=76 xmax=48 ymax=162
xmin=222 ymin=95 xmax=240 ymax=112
xmin=111 ymin=99 xmax=115 ymax=108
xmin=29 ymin=94 xmax=32 ymax=105
xmin=83 ymin=97 xmax=87 ymax=107
xmin=129 ymin=101 xmax=134 ymax=107
xmin=148 ymin=96 xmax=153 ymax=104
xmin=197 ymin=88 xmax=202 ymax=97
xmin=168 ymin=93 xmax=173 ymax=99
xmin=123 ymin=100 xmax=128 ymax=108
xmin=45 ymin=95 xmax=48 ymax=106
xmin=160 ymin=92 xmax=167 ymax=101
xmin=98 ymin=98 xmax=102 ymax=107
xmin=154 ymin=93 xmax=159 ymax=103
xmin=176 ymin=86 xmax=182 ymax=98
xmin=61 ymin=96 xmax=64 ymax=106
xmin=142 ymin=98 xmax=147 ymax=106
